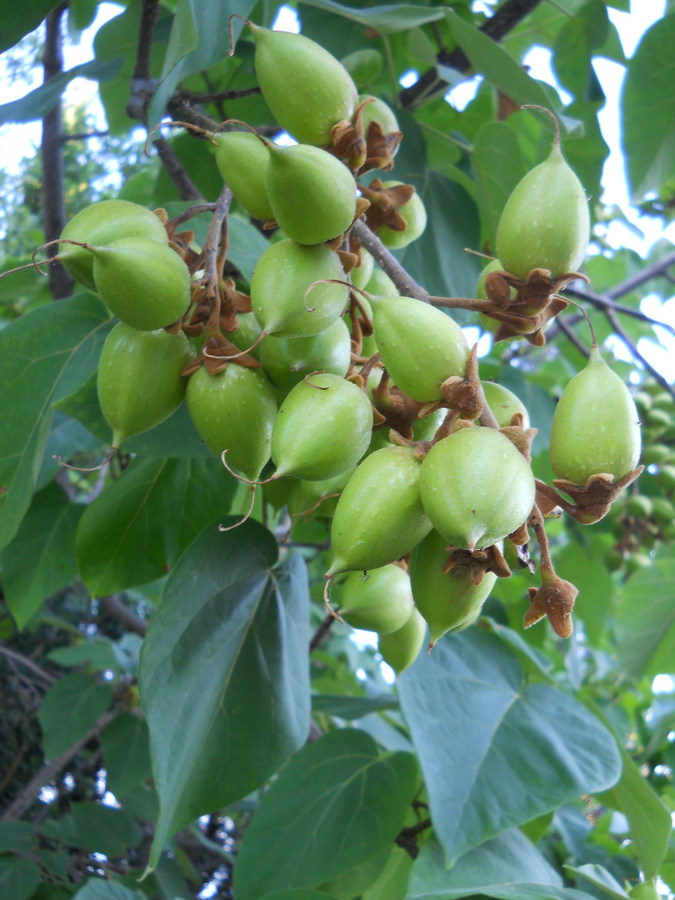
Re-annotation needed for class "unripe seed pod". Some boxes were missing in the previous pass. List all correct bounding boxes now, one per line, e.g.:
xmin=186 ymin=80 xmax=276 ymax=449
xmin=378 ymin=608 xmax=426 ymax=675
xmin=228 ymin=311 xmax=263 ymax=360
xmin=185 ymin=364 xmax=277 ymax=481
xmin=657 ymin=464 xmax=675 ymax=492
xmin=213 ymin=132 xmax=274 ymax=221
xmin=333 ymin=564 xmax=415 ymax=634
xmin=549 ymin=347 xmax=641 ymax=484
xmin=625 ymin=495 xmax=653 ymax=519
xmin=259 ymin=318 xmax=351 ymax=393
xmin=265 ymin=142 xmax=357 ymax=245
xmin=271 ymin=373 xmax=373 ymax=481
xmin=288 ymin=467 xmax=355 ymax=520
xmin=650 ymin=496 xmax=675 ymax=526
xmin=640 ymin=443 xmax=672 ymax=466
xmin=496 ymin=139 xmax=590 ymax=278
xmin=358 ymin=95 xmax=400 ymax=137
xmin=97 ymin=323 xmax=194 ymax=448
xmin=364 ymin=267 xmax=398 ymax=297
xmin=409 ymin=529 xmax=498 ymax=649
xmin=419 ymin=427 xmax=536 ymax=551
xmin=248 ymin=23 xmax=358 ymax=147
xmin=482 ymin=381 xmax=530 ymax=428
xmin=349 ymin=248 xmax=375 ymax=290
xmin=376 ymin=181 xmax=427 ymax=250
xmin=251 ymin=239 xmax=348 ymax=338
xmin=369 ymin=295 xmax=469 ymax=402
xmin=60 ymin=199 xmax=168 ymax=290
xmin=326 ymin=446 xmax=432 ymax=578
xmin=91 ymin=237 xmax=191 ymax=331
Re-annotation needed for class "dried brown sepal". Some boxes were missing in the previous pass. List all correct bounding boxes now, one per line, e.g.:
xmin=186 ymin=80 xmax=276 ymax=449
xmin=329 ymin=99 xmax=402 ymax=175
xmin=370 ymin=368 xmax=429 ymax=440
xmin=337 ymin=249 xmax=359 ymax=274
xmin=439 ymin=344 xmax=482 ymax=419
xmin=362 ymin=120 xmax=402 ymax=174
xmin=551 ymin=467 xmax=645 ymax=525
xmin=524 ymin=573 xmax=578 ymax=639
xmin=197 ymin=333 xmax=262 ymax=374
xmin=481 ymin=267 xmax=588 ymax=346
xmin=153 ymin=207 xmax=168 ymax=225
xmin=499 ymin=423 xmax=538 ymax=463
xmin=507 ymin=519 xmax=531 ymax=547
xmin=362 ymin=178 xmax=415 ymax=234
xmin=442 ymin=544 xmax=512 ymax=584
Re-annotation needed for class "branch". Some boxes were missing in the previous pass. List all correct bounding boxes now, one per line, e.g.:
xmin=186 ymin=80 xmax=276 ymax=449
xmin=1 ymin=710 xmax=117 ymax=822
xmin=151 ymin=136 xmax=204 ymax=201
xmin=606 ymin=248 xmax=675 ymax=300
xmin=602 ymin=306 xmax=675 ymax=400
xmin=98 ymin=595 xmax=148 ymax=637
xmin=41 ymin=4 xmax=74 ymax=301
xmin=0 ymin=644 xmax=56 ymax=686
xmin=565 ymin=284 xmax=675 ymax=338
xmin=309 ymin=613 xmax=336 ymax=653
xmin=351 ymin=219 xmax=429 ymax=302
xmin=399 ymin=0 xmax=544 ymax=109
xmin=132 ymin=0 xmax=160 ymax=82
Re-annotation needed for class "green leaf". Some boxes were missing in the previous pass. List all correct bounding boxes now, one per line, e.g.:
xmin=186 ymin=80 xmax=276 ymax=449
xmin=0 ymin=822 xmax=35 ymax=854
xmin=0 ymin=58 xmax=123 ymax=124
xmin=73 ymin=880 xmax=148 ymax=900
xmin=552 ymin=1 xmax=609 ymax=100
xmin=259 ymin=893 xmax=340 ymax=900
xmin=298 ymin=0 xmax=445 ymax=33
xmin=101 ymin=712 xmax=153 ymax=799
xmin=148 ymin=0 xmax=257 ymax=129
xmin=0 ymin=855 xmax=41 ymax=900
xmin=406 ymin=831 xmax=598 ymax=900
xmin=139 ymin=521 xmax=310 ymax=873
xmin=71 ymin=802 xmax=143 ymax=858
xmin=38 ymin=672 xmax=114 ymax=759
xmin=622 ymin=14 xmax=675 ymax=201
xmin=554 ymin=540 xmax=615 ymax=645
xmin=48 ymin=638 xmax=119 ymax=673
xmin=397 ymin=630 xmax=622 ymax=866
xmin=76 ymin=456 xmax=238 ymax=595
xmin=598 ymin=725 xmax=671 ymax=878
xmin=0 ymin=2 xmax=60 ymax=53
xmin=36 ymin=410 xmax=106 ymax=491
xmin=565 ymin=864 xmax=630 ymax=899
xmin=232 ymin=729 xmax=418 ymax=900
xmin=0 ymin=294 xmax=111 ymax=551
xmin=444 ymin=9 xmax=556 ymax=110
xmin=614 ymin=558 xmax=675 ymax=678
xmin=362 ymin=846 xmax=413 ymax=900
xmin=312 ymin=694 xmax=398 ymax=719
xmin=319 ymin=846 xmax=391 ymax=899
xmin=1 ymin=483 xmax=83 ymax=629
xmin=472 ymin=121 xmax=526 ymax=245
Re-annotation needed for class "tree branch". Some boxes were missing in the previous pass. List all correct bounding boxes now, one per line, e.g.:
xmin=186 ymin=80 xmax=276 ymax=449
xmin=351 ymin=219 xmax=429 ymax=302
xmin=1 ymin=710 xmax=117 ymax=822
xmin=133 ymin=0 xmax=160 ymax=82
xmin=399 ymin=0 xmax=544 ymax=109
xmin=151 ymin=136 xmax=204 ymax=201
xmin=602 ymin=306 xmax=675 ymax=400
xmin=98 ymin=595 xmax=148 ymax=637
xmin=0 ymin=644 xmax=56 ymax=686
xmin=41 ymin=3 xmax=74 ymax=301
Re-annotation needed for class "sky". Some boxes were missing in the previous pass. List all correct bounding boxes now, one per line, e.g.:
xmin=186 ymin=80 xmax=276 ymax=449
xmin=1 ymin=1 xmax=673 ymax=378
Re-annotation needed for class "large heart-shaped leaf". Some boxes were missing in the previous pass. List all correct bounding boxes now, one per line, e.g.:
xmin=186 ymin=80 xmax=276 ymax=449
xmin=139 ymin=520 xmax=310 ymax=872
xmin=397 ymin=629 xmax=621 ymax=866
xmin=233 ymin=728 xmax=418 ymax=900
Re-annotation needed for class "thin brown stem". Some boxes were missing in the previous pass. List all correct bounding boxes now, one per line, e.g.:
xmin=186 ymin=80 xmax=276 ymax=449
xmin=0 ymin=644 xmax=56 ymax=686
xmin=309 ymin=614 xmax=336 ymax=653
xmin=603 ymin=306 xmax=675 ymax=400
xmin=152 ymin=136 xmax=204 ymax=201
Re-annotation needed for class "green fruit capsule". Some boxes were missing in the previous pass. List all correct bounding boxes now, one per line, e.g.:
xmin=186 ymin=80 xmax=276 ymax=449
xmin=265 ymin=142 xmax=357 ymax=245
xmin=288 ymin=467 xmax=355 ymax=520
xmin=185 ymin=364 xmax=277 ymax=481
xmin=97 ymin=323 xmax=194 ymax=448
xmin=376 ymin=181 xmax=427 ymax=250
xmin=325 ymin=446 xmax=432 ymax=578
xmin=369 ymin=295 xmax=469 ymax=402
xmin=91 ymin=237 xmax=191 ymax=331
xmin=349 ymin=248 xmax=374 ymax=290
xmin=248 ymin=23 xmax=358 ymax=147
xmin=482 ymin=381 xmax=530 ymax=428
xmin=409 ymin=529 xmax=497 ymax=650
xmin=364 ymin=267 xmax=398 ymax=297
xmin=228 ymin=311 xmax=263 ymax=360
xmin=358 ymin=95 xmax=400 ymax=136
xmin=333 ymin=564 xmax=414 ymax=634
xmin=549 ymin=346 xmax=641 ymax=484
xmin=259 ymin=318 xmax=351 ymax=393
xmin=419 ymin=427 xmax=535 ymax=550
xmin=60 ymin=199 xmax=168 ymax=291
xmin=496 ymin=139 xmax=590 ymax=279
xmin=378 ymin=608 xmax=426 ymax=675
xmin=271 ymin=373 xmax=373 ymax=481
xmin=251 ymin=239 xmax=348 ymax=338
xmin=213 ymin=132 xmax=274 ymax=221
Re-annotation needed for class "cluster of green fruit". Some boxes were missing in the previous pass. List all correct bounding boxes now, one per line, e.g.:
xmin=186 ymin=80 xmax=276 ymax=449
xmin=48 ymin=20 xmax=644 ymax=672
xmin=605 ymin=383 xmax=675 ymax=573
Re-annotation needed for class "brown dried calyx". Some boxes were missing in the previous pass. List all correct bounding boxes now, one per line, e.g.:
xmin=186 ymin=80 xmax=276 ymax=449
xmin=330 ymin=98 xmax=402 ymax=174
xmin=536 ymin=467 xmax=645 ymax=525
xmin=182 ymin=332 xmax=261 ymax=376
xmin=480 ymin=267 xmax=588 ymax=346
xmin=361 ymin=178 xmax=415 ymax=235
xmin=523 ymin=505 xmax=578 ymax=638
xmin=442 ymin=543 xmax=512 ymax=584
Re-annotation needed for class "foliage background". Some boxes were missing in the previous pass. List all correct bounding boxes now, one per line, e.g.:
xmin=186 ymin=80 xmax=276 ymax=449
xmin=0 ymin=1 xmax=674 ymax=899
